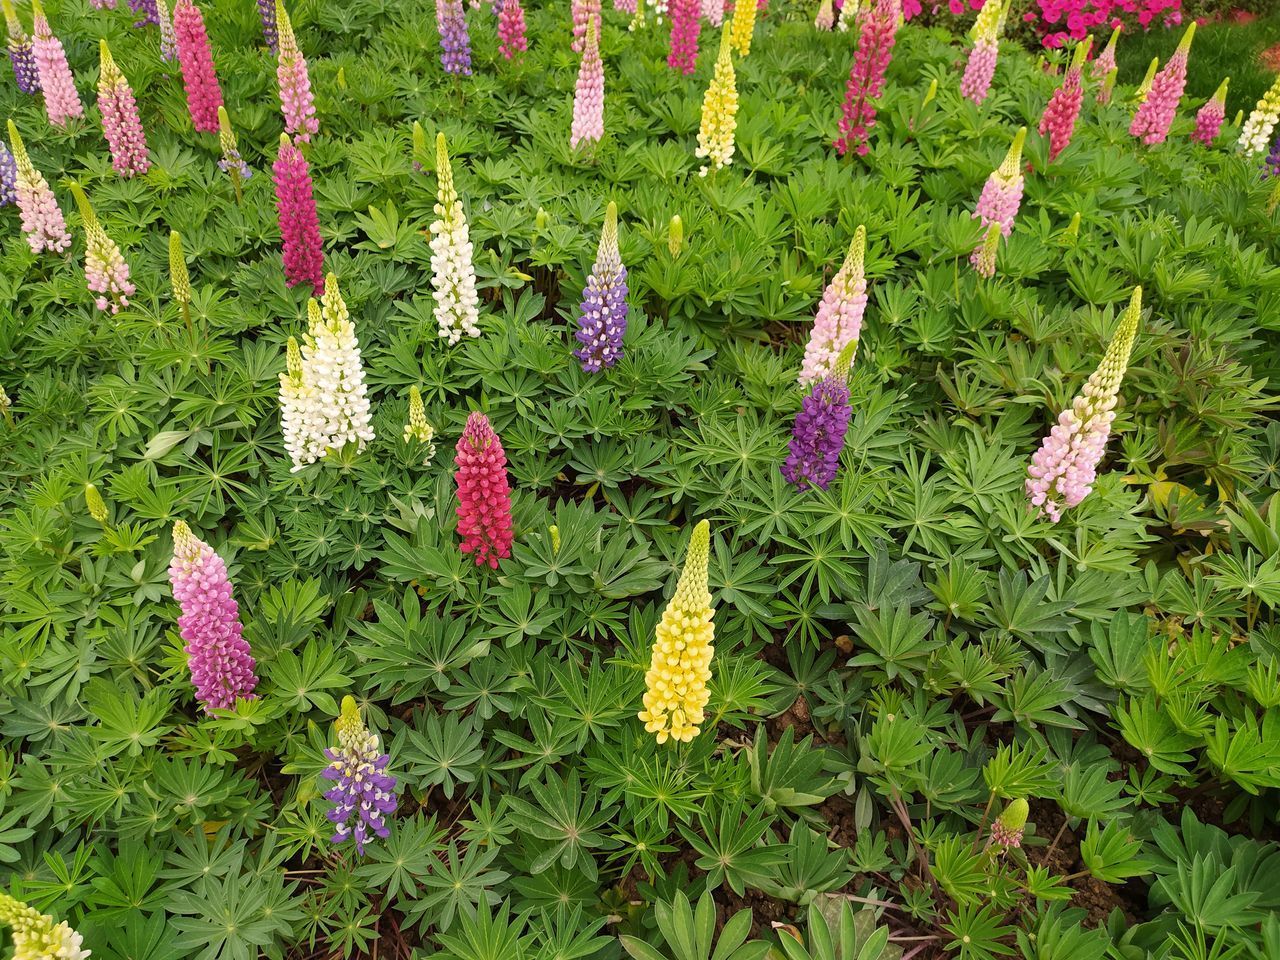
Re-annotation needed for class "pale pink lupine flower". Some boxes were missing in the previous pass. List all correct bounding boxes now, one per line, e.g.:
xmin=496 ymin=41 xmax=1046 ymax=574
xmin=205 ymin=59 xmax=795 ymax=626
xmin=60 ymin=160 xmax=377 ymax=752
xmin=972 ymin=126 xmax=1024 ymax=238
xmin=799 ymin=226 xmax=867 ymax=386
xmin=571 ymin=17 xmax=604 ymax=150
xmin=275 ymin=0 xmax=318 ymax=141
xmin=6 ymin=120 xmax=69 ymax=254
xmin=72 ymin=183 xmax=135 ymax=314
xmin=31 ymin=0 xmax=83 ymax=127
xmin=959 ymin=0 xmax=1002 ymax=106
xmin=98 ymin=40 xmax=150 ymax=178
xmin=572 ymin=0 xmax=600 ymax=52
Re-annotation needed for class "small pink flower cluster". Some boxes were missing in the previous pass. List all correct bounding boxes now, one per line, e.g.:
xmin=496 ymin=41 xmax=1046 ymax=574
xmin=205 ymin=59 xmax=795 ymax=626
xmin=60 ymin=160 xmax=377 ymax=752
xmin=1025 ymin=0 xmax=1180 ymax=49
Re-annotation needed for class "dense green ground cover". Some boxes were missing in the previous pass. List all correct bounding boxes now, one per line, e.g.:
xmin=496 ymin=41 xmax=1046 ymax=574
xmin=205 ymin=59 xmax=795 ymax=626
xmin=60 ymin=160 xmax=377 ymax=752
xmin=2 ymin=1 xmax=1280 ymax=959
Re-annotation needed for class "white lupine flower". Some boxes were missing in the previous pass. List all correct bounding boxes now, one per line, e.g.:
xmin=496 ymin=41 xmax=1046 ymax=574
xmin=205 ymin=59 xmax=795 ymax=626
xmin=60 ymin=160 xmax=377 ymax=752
xmin=836 ymin=0 xmax=859 ymax=31
xmin=429 ymin=133 xmax=481 ymax=345
xmin=1239 ymin=75 xmax=1280 ymax=157
xmin=279 ymin=335 xmax=328 ymax=471
xmin=302 ymin=275 xmax=375 ymax=455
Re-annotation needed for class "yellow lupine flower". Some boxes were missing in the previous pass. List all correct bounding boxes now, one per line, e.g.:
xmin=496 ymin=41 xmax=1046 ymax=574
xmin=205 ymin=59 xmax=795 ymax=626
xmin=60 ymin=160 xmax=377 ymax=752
xmin=696 ymin=28 xmax=738 ymax=176
xmin=169 ymin=231 xmax=191 ymax=305
xmin=729 ymin=0 xmax=755 ymax=57
xmin=639 ymin=520 xmax=714 ymax=745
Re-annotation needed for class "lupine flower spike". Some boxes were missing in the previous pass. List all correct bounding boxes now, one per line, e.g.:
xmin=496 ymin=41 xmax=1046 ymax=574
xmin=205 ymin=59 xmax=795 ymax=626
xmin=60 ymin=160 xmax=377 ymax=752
xmin=1239 ymin=73 xmax=1280 ymax=158
xmin=0 ymin=892 xmax=89 ymax=960
xmin=971 ymin=126 xmax=1025 ymax=241
xmin=71 ymin=183 xmax=135 ymax=314
xmin=85 ymin=482 xmax=108 ymax=523
xmin=279 ymin=335 xmax=321 ymax=470
xmin=960 ymin=0 xmax=1002 ymax=106
xmin=836 ymin=0 xmax=860 ymax=32
xmin=695 ymin=26 xmax=737 ymax=175
xmin=615 ymin=0 xmax=637 ymax=13
xmin=574 ymin=200 xmax=629 ymax=372
xmin=155 ymin=0 xmax=178 ymax=62
xmin=496 ymin=0 xmax=526 ymax=59
xmin=273 ymin=133 xmax=325 ymax=290
xmin=0 ymin=384 xmax=11 ymax=426
xmin=972 ymin=221 xmax=1000 ymax=278
xmin=7 ymin=120 xmax=69 ymax=253
xmin=429 ymin=132 xmax=481 ymax=343
xmin=990 ymin=799 xmax=1028 ymax=849
xmin=1192 ymin=77 xmax=1228 ymax=146
xmin=639 ymin=519 xmax=714 ymax=744
xmin=1026 ymin=287 xmax=1141 ymax=522
xmin=729 ymin=0 xmax=756 ymax=56
xmin=453 ymin=411 xmax=514 ymax=568
xmin=275 ymin=1 xmax=318 ymax=142
xmin=800 ymin=225 xmax=867 ymax=386
xmin=668 ymin=0 xmax=700 ymax=74
xmin=701 ymin=0 xmax=722 ymax=27
xmin=783 ymin=340 xmax=856 ymax=491
xmin=570 ymin=17 xmax=604 ymax=150
xmin=31 ymin=0 xmax=83 ymax=127
xmin=815 ymin=0 xmax=833 ymax=30
xmin=628 ymin=0 xmax=645 ymax=32
xmin=98 ymin=40 xmax=150 ymax=178
xmin=1098 ymin=67 xmax=1117 ymax=106
xmin=1038 ymin=37 xmax=1089 ymax=162
xmin=1134 ymin=56 xmax=1158 ymax=103
xmin=258 ymin=0 xmax=278 ymax=50
xmin=571 ymin=0 xmax=600 ymax=52
xmin=322 ymin=696 xmax=398 ymax=856
xmin=403 ymin=386 xmax=437 ymax=465
xmin=169 ymin=230 xmax=193 ymax=329
xmin=436 ymin=0 xmax=471 ymax=75
xmin=128 ymin=0 xmax=160 ymax=28
xmin=218 ymin=106 xmax=251 ymax=202
xmin=0 ymin=139 xmax=15 ymax=206
xmin=668 ymin=214 xmax=683 ymax=255
xmin=1091 ymin=24 xmax=1119 ymax=82
xmin=1130 ymin=23 xmax=1193 ymax=145
xmin=834 ymin=0 xmax=899 ymax=157
xmin=173 ymin=0 xmax=223 ymax=132
xmin=169 ymin=520 xmax=258 ymax=712
xmin=3 ymin=0 xmax=40 ymax=94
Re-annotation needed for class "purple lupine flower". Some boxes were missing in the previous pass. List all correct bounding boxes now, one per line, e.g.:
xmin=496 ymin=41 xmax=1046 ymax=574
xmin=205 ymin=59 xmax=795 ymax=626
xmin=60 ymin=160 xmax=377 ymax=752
xmin=322 ymin=696 xmax=399 ymax=855
xmin=3 ymin=0 xmax=40 ymax=94
xmin=128 ymin=0 xmax=159 ymax=26
xmin=781 ymin=375 xmax=853 ymax=491
xmin=1266 ymin=131 xmax=1280 ymax=179
xmin=573 ymin=201 xmax=628 ymax=372
xmin=168 ymin=521 xmax=259 ymax=712
xmin=258 ymin=0 xmax=278 ymax=50
xmin=437 ymin=0 xmax=471 ymax=75
xmin=0 ymin=141 xmax=15 ymax=206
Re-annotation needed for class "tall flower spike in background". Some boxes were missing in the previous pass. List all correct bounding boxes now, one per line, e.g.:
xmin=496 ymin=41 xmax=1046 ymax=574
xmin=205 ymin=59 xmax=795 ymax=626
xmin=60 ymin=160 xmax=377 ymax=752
xmin=701 ymin=0 xmax=722 ymax=27
xmin=299 ymin=275 xmax=376 ymax=460
xmin=0 ymin=892 xmax=88 ymax=960
xmin=783 ymin=340 xmax=856 ymax=492
xmin=800 ymin=225 xmax=866 ymax=386
xmin=571 ymin=0 xmax=600 ymax=53
xmin=322 ymin=697 xmax=398 ymax=856
xmin=574 ymin=200 xmax=628 ymax=372
xmin=258 ymin=0 xmax=278 ymax=50
xmin=7 ymin=120 xmax=69 ymax=254
xmin=0 ymin=139 xmax=15 ymax=206
xmin=570 ymin=17 xmax=604 ymax=150
xmin=1192 ymin=77 xmax=1228 ymax=146
xmin=453 ymin=411 xmax=514 ymax=568
xmin=169 ymin=520 xmax=258 ymax=712
xmin=836 ymin=0 xmax=860 ymax=32
xmin=173 ymin=0 xmax=222 ymax=133
xmin=273 ymin=133 xmax=324 ymax=291
xmin=959 ymin=0 xmax=1002 ymax=106
xmin=155 ymin=0 xmax=178 ymax=62
xmin=971 ymin=126 xmax=1025 ymax=240
xmin=98 ymin=40 xmax=150 ymax=178
xmin=217 ymin=106 xmax=251 ymax=201
xmin=30 ymin=0 xmax=83 ymax=127
xmin=275 ymin=1 xmax=318 ymax=142
xmin=834 ymin=0 xmax=898 ymax=157
xmin=729 ymin=0 xmax=755 ymax=56
xmin=1025 ymin=287 xmax=1142 ymax=522
xmin=497 ymin=0 xmax=526 ymax=59
xmin=429 ymin=132 xmax=480 ymax=343
xmin=668 ymin=0 xmax=699 ymax=74
xmin=436 ymin=0 xmax=471 ymax=75
xmin=169 ymin=230 xmax=192 ymax=328
xmin=71 ymin=183 xmax=135 ymax=314
xmin=128 ymin=0 xmax=159 ymax=28
xmin=403 ymin=386 xmax=437 ymax=466
xmin=814 ymin=0 xmax=833 ymax=30
xmin=1038 ymin=37 xmax=1089 ymax=162
xmin=639 ymin=519 xmax=714 ymax=744
xmin=1091 ymin=24 xmax=1119 ymax=82
xmin=1130 ymin=23 xmax=1193 ymax=146
xmin=3 ymin=0 xmax=39 ymax=94
xmin=1238 ymin=73 xmax=1280 ymax=158
xmin=695 ymin=26 xmax=736 ymax=175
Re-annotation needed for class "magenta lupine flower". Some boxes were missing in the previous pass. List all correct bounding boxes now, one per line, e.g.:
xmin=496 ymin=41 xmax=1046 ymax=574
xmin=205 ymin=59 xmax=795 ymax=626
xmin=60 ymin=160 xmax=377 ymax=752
xmin=1192 ymin=78 xmax=1228 ymax=147
xmin=273 ymin=133 xmax=324 ymax=291
xmin=834 ymin=0 xmax=898 ymax=157
xmin=128 ymin=0 xmax=159 ymax=27
xmin=0 ymin=141 xmax=15 ymax=206
xmin=31 ymin=0 xmax=83 ymax=127
xmin=572 ymin=0 xmax=601 ymax=53
xmin=169 ymin=520 xmax=259 ymax=712
xmin=436 ymin=0 xmax=471 ymax=75
xmin=574 ymin=201 xmax=628 ymax=372
xmin=72 ymin=183 xmax=135 ymax=314
xmin=571 ymin=17 xmax=604 ymax=150
xmin=497 ymin=0 xmax=526 ymax=58
xmin=1038 ymin=39 xmax=1088 ymax=162
xmin=322 ymin=697 xmax=398 ymax=856
xmin=173 ymin=0 xmax=223 ymax=133
xmin=782 ymin=376 xmax=853 ymax=491
xmin=6 ymin=120 xmax=69 ymax=254
xmin=258 ymin=0 xmax=278 ymax=50
xmin=3 ymin=0 xmax=40 ymax=94
xmin=668 ymin=0 xmax=700 ymax=74
xmin=454 ymin=412 xmax=515 ymax=568
xmin=98 ymin=41 xmax=150 ymax=178
xmin=971 ymin=127 xmax=1024 ymax=239
xmin=800 ymin=226 xmax=867 ymax=386
xmin=276 ymin=1 xmax=318 ymax=142
xmin=1130 ymin=24 xmax=1193 ymax=146
xmin=1026 ymin=288 xmax=1142 ymax=522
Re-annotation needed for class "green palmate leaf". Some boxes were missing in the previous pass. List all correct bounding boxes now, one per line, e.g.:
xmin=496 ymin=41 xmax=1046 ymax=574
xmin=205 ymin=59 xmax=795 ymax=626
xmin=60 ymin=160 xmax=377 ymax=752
xmin=1080 ymin=819 xmax=1151 ymax=884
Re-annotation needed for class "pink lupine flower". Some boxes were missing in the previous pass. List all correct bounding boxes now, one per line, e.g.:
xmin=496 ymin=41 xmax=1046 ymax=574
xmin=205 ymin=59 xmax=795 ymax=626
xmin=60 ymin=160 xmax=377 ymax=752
xmin=1038 ymin=37 xmax=1089 ymax=161
xmin=273 ymin=134 xmax=324 ymax=291
xmin=834 ymin=0 xmax=899 ymax=157
xmin=173 ymin=0 xmax=223 ymax=133
xmin=1192 ymin=77 xmax=1228 ymax=146
xmin=6 ymin=119 xmax=69 ymax=254
xmin=572 ymin=0 xmax=601 ymax=52
xmin=571 ymin=17 xmax=604 ymax=150
xmin=275 ymin=0 xmax=318 ymax=141
xmin=30 ymin=0 xmax=83 ymax=127
xmin=814 ymin=0 xmax=834 ymax=30
xmin=615 ymin=0 xmax=636 ymax=12
xmin=169 ymin=520 xmax=259 ymax=712
xmin=668 ymin=0 xmax=700 ymax=74
xmin=701 ymin=0 xmax=723 ymax=26
xmin=71 ymin=183 xmax=135 ymax=314
xmin=97 ymin=40 xmax=149 ymax=178
xmin=454 ymin=411 xmax=514 ymax=568
xmin=1129 ymin=23 xmax=1193 ymax=146
xmin=960 ymin=0 xmax=1003 ymax=106
xmin=497 ymin=0 xmax=526 ymax=58
xmin=972 ymin=126 xmax=1025 ymax=238
xmin=1090 ymin=24 xmax=1119 ymax=82
xmin=800 ymin=225 xmax=867 ymax=386
xmin=1025 ymin=287 xmax=1142 ymax=522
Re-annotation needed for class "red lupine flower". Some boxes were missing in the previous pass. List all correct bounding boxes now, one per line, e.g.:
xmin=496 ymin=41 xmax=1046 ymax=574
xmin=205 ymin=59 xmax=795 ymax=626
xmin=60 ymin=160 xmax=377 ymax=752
xmin=453 ymin=412 xmax=514 ymax=569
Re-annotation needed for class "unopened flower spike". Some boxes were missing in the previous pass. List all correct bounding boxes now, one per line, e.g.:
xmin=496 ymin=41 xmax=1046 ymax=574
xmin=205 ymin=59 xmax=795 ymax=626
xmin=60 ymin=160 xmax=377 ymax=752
xmin=639 ymin=520 xmax=714 ymax=744
xmin=275 ymin=0 xmax=318 ymax=142
xmin=98 ymin=39 xmax=150 ymax=178
xmin=30 ymin=0 xmax=83 ymax=127
xmin=1065 ymin=211 xmax=1081 ymax=239
xmin=1026 ymin=287 xmax=1142 ymax=522
xmin=695 ymin=26 xmax=737 ymax=175
xmin=668 ymin=214 xmax=683 ymax=256
xmin=0 ymin=891 xmax=89 ymax=960
xmin=412 ymin=120 xmax=428 ymax=172
xmin=800 ymin=224 xmax=867 ymax=386
xmin=85 ymin=482 xmax=108 ymax=523
xmin=1135 ymin=56 xmax=1158 ymax=103
xmin=1130 ymin=23 xmax=1193 ymax=145
xmin=169 ymin=229 xmax=193 ymax=331
xmin=429 ymin=132 xmax=481 ymax=343
xmin=7 ymin=120 xmax=69 ymax=254
xmin=322 ymin=695 xmax=398 ymax=855
xmin=3 ymin=0 xmax=40 ymax=95
xmin=990 ymin=798 xmax=1028 ymax=849
xmin=549 ymin=524 xmax=561 ymax=553
xmin=403 ymin=386 xmax=437 ymax=466
xmin=574 ymin=200 xmax=628 ymax=373
xmin=1091 ymin=24 xmax=1120 ymax=83
xmin=217 ymin=106 xmax=251 ymax=200
xmin=1192 ymin=77 xmax=1228 ymax=146
xmin=71 ymin=182 xmax=135 ymax=314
